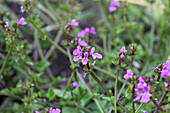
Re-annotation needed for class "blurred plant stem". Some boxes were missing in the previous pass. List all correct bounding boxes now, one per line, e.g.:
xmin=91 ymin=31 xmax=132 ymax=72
xmin=27 ymin=88 xmax=31 ymax=113
xmin=114 ymin=68 xmax=120 ymax=113
xmin=135 ymin=103 xmax=145 ymax=113
xmin=0 ymin=45 xmax=13 ymax=76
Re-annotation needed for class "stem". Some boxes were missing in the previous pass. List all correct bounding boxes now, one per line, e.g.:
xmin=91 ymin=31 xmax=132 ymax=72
xmin=27 ymin=89 xmax=31 ymax=113
xmin=0 ymin=46 xmax=13 ymax=76
xmin=132 ymin=79 xmax=135 ymax=113
xmin=151 ymin=97 xmax=164 ymax=112
xmin=90 ymin=71 xmax=112 ymax=97
xmin=114 ymin=68 xmax=120 ymax=113
xmin=135 ymin=103 xmax=145 ymax=113
xmin=62 ymin=72 xmax=74 ymax=99
xmin=154 ymin=90 xmax=169 ymax=113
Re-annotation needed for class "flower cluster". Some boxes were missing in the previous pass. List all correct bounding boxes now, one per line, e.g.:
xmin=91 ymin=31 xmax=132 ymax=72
xmin=124 ymin=69 xmax=133 ymax=79
xmin=133 ymin=77 xmax=152 ymax=103
xmin=108 ymin=0 xmax=120 ymax=12
xmin=73 ymin=46 xmax=102 ymax=65
xmin=77 ymin=26 xmax=96 ymax=38
xmin=65 ymin=19 xmax=79 ymax=31
xmin=119 ymin=46 xmax=127 ymax=58
xmin=35 ymin=107 xmax=61 ymax=113
xmin=160 ymin=60 xmax=170 ymax=78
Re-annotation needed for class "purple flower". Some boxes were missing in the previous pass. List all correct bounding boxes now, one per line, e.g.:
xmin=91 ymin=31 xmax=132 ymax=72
xmin=133 ymin=78 xmax=152 ymax=103
xmin=70 ymin=40 xmax=74 ymax=44
xmin=124 ymin=69 xmax=133 ymax=79
xmin=137 ymin=77 xmax=147 ymax=89
xmin=78 ymin=38 xmax=88 ymax=47
xmin=73 ymin=46 xmax=81 ymax=55
xmin=164 ymin=82 xmax=168 ymax=87
xmin=160 ymin=60 xmax=170 ymax=78
xmin=35 ymin=111 xmax=40 ymax=113
xmin=77 ymin=31 xmax=85 ymax=38
xmin=90 ymin=47 xmax=102 ymax=59
xmin=161 ymin=70 xmax=169 ymax=78
xmin=108 ymin=0 xmax=120 ymax=12
xmin=20 ymin=6 xmax=25 ymax=13
xmin=17 ymin=17 xmax=27 ymax=25
xmin=70 ymin=19 xmax=79 ymax=28
xmin=83 ymin=26 xmax=96 ymax=36
xmin=151 ymin=68 xmax=157 ymax=72
xmin=120 ymin=46 xmax=127 ymax=53
xmin=49 ymin=107 xmax=61 ymax=113
xmin=82 ymin=52 xmax=89 ymax=65
xmin=72 ymin=81 xmax=80 ymax=87
xmin=144 ymin=111 xmax=148 ymax=113
xmin=130 ymin=47 xmax=134 ymax=50
xmin=120 ymin=54 xmax=125 ymax=58
xmin=141 ymin=86 xmax=152 ymax=103
xmin=65 ymin=19 xmax=79 ymax=31
xmin=4 ymin=22 xmax=9 ymax=30
xmin=73 ymin=52 xmax=82 ymax=62
xmin=90 ymin=26 xmax=96 ymax=35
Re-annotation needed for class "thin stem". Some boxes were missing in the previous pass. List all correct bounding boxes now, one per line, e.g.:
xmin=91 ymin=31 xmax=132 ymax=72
xmin=154 ymin=90 xmax=169 ymax=113
xmin=90 ymin=71 xmax=112 ymax=97
xmin=62 ymin=72 xmax=74 ymax=99
xmin=27 ymin=89 xmax=31 ymax=113
xmin=151 ymin=97 xmax=164 ymax=112
xmin=0 ymin=46 xmax=13 ymax=76
xmin=94 ymin=66 xmax=132 ymax=85
xmin=135 ymin=103 xmax=145 ymax=113
xmin=114 ymin=68 xmax=120 ymax=113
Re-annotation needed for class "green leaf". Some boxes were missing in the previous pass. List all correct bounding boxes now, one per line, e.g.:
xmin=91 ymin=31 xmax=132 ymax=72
xmin=47 ymin=88 xmax=55 ymax=101
xmin=53 ymin=89 xmax=71 ymax=99
xmin=34 ymin=60 xmax=50 ymax=72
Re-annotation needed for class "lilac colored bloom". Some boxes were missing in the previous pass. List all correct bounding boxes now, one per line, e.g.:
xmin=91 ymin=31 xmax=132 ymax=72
xmin=124 ymin=69 xmax=133 ymax=79
xmin=166 ymin=60 xmax=170 ymax=65
xmin=77 ymin=31 xmax=85 ymax=38
xmin=137 ymin=77 xmax=147 ymax=89
xmin=70 ymin=19 xmax=79 ymax=28
xmin=4 ymin=22 xmax=9 ymax=30
xmin=82 ymin=52 xmax=88 ymax=65
xmin=164 ymin=82 xmax=168 ymax=87
xmin=17 ymin=17 xmax=27 ymax=25
xmin=73 ymin=52 xmax=82 ymax=62
xmin=89 ymin=47 xmax=102 ymax=59
xmin=78 ymin=38 xmax=88 ymax=47
xmin=151 ymin=68 xmax=157 ymax=72
xmin=70 ymin=40 xmax=74 ymax=44
xmin=133 ymin=77 xmax=152 ymax=103
xmin=49 ymin=107 xmax=61 ymax=113
xmin=73 ymin=46 xmax=81 ymax=55
xmin=35 ymin=111 xmax=40 ymax=113
xmin=144 ymin=111 xmax=148 ymax=113
xmin=141 ymin=86 xmax=152 ymax=103
xmin=120 ymin=46 xmax=127 ymax=53
xmin=20 ymin=6 xmax=25 ymax=13
xmin=130 ymin=47 xmax=134 ymax=50
xmin=108 ymin=0 xmax=120 ymax=12
xmin=161 ymin=70 xmax=169 ymax=78
xmin=160 ymin=60 xmax=170 ymax=78
xmin=120 ymin=54 xmax=125 ymax=58
xmin=133 ymin=88 xmax=142 ymax=101
xmin=90 ymin=26 xmax=96 ymax=34
xmin=72 ymin=81 xmax=80 ymax=87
